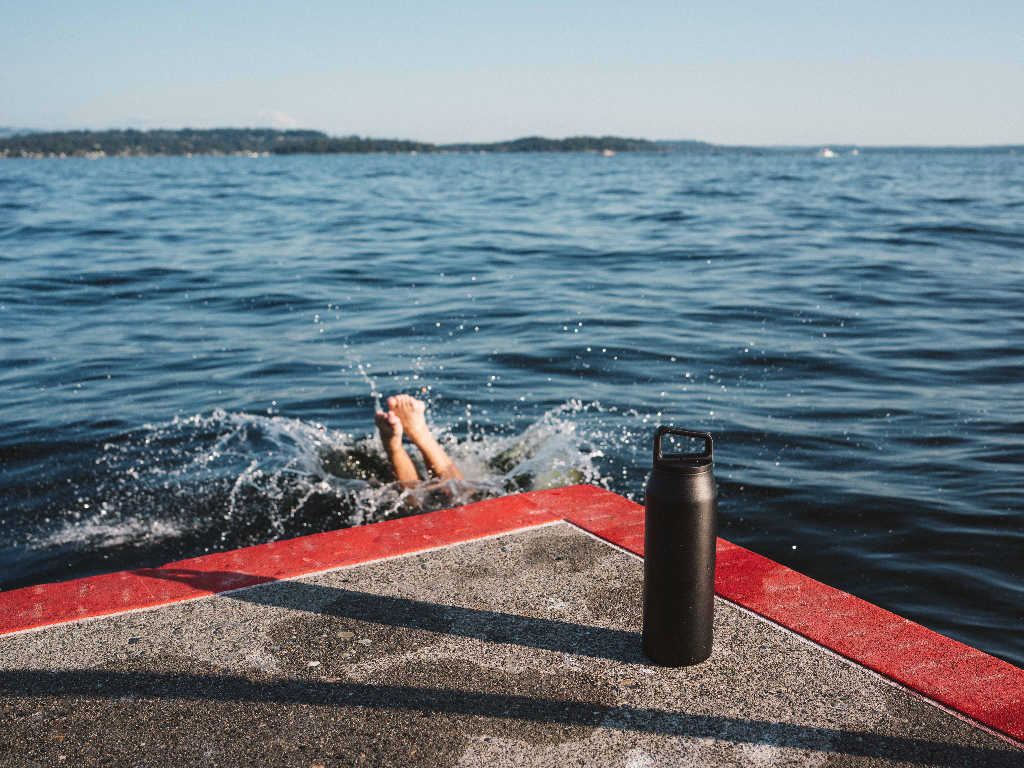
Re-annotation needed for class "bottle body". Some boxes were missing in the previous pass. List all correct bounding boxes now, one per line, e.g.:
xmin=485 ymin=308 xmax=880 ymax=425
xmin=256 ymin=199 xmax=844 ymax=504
xmin=642 ymin=465 xmax=717 ymax=666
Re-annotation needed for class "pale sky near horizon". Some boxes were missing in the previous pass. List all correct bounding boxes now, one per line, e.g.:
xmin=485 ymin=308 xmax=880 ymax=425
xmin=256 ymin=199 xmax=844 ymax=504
xmin=2 ymin=0 xmax=1021 ymax=146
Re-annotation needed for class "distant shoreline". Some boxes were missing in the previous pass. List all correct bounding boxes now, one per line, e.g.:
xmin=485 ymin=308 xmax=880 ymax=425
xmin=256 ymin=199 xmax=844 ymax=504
xmin=0 ymin=129 xmax=694 ymax=159
xmin=0 ymin=128 xmax=1020 ymax=159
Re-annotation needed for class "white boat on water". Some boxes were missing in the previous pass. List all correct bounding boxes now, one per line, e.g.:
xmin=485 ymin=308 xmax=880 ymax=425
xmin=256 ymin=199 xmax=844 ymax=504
xmin=817 ymin=147 xmax=837 ymax=158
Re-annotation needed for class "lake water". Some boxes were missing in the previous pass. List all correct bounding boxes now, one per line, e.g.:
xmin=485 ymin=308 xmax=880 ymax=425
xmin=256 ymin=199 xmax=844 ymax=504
xmin=1 ymin=150 xmax=1022 ymax=667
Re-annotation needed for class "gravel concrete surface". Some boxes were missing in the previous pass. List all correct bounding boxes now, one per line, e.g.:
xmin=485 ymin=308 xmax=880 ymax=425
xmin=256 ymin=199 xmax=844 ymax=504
xmin=1 ymin=521 xmax=1021 ymax=767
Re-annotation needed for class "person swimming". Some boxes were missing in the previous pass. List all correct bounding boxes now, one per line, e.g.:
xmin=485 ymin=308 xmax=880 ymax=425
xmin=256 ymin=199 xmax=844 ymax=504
xmin=375 ymin=394 xmax=463 ymax=486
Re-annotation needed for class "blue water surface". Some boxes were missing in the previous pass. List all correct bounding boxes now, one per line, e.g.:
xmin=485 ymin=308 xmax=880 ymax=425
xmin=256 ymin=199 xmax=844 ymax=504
xmin=1 ymin=150 xmax=1022 ymax=666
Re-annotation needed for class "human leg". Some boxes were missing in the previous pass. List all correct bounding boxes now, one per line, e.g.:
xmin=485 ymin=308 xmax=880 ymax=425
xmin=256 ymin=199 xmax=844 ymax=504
xmin=374 ymin=409 xmax=420 ymax=485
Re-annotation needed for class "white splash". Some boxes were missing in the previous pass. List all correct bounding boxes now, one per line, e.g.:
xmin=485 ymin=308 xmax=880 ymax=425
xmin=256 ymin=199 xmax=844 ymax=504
xmin=22 ymin=400 xmax=650 ymax=558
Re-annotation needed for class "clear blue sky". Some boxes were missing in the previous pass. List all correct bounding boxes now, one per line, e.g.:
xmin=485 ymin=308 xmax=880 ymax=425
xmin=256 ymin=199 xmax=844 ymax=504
xmin=2 ymin=0 xmax=1021 ymax=145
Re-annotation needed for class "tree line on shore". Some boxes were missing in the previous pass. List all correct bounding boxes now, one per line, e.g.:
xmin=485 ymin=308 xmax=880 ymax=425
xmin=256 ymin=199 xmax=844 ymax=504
xmin=0 ymin=128 xmax=717 ymax=158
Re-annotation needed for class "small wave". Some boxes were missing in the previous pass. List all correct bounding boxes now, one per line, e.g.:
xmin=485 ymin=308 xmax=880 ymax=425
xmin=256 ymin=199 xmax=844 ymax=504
xmin=896 ymin=224 xmax=1010 ymax=237
xmin=894 ymin=224 xmax=1024 ymax=250
xmin=674 ymin=187 xmax=748 ymax=198
xmin=842 ymin=234 xmax=940 ymax=248
xmin=100 ymin=193 xmax=156 ymax=204
xmin=631 ymin=210 xmax=694 ymax=223
xmin=3 ymin=224 xmax=68 ymax=240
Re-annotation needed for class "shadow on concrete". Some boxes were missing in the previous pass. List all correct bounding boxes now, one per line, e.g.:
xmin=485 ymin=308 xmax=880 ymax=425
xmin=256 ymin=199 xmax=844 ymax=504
xmin=141 ymin=567 xmax=645 ymax=663
xmin=1 ymin=669 xmax=1019 ymax=765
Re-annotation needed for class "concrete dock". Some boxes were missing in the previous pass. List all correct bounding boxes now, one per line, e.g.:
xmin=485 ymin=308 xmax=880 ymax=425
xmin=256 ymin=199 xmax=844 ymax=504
xmin=1 ymin=485 xmax=1022 ymax=766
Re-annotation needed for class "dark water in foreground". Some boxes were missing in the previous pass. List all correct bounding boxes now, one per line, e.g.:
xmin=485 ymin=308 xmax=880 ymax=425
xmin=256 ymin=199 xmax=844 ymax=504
xmin=1 ymin=151 xmax=1022 ymax=666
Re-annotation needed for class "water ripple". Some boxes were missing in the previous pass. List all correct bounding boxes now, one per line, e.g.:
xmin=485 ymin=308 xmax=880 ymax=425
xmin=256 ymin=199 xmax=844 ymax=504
xmin=0 ymin=151 xmax=1022 ymax=667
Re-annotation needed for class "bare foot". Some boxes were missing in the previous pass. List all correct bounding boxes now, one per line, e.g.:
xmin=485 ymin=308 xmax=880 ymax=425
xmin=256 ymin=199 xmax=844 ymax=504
xmin=374 ymin=409 xmax=403 ymax=449
xmin=387 ymin=395 xmax=430 ymax=441
xmin=386 ymin=394 xmax=463 ymax=481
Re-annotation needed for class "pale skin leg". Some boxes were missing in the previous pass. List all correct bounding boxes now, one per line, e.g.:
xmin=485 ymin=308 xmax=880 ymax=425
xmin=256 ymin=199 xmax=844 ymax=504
xmin=374 ymin=409 xmax=419 ymax=486
xmin=387 ymin=394 xmax=464 ymax=481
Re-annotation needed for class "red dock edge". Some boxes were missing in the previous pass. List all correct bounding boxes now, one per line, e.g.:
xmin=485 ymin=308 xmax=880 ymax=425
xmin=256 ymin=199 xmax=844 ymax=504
xmin=1 ymin=484 xmax=1021 ymax=745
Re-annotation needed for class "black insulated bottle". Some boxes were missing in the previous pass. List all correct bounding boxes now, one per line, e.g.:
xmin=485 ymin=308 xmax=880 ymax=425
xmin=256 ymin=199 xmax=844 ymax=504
xmin=642 ymin=426 xmax=717 ymax=666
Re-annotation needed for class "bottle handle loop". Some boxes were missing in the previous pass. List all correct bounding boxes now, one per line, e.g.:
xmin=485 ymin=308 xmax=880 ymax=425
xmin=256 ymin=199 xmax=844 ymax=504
xmin=653 ymin=426 xmax=713 ymax=467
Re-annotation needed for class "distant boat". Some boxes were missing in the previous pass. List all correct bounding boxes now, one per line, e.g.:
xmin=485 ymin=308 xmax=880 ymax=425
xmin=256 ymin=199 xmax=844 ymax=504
xmin=602 ymin=149 xmax=616 ymax=157
xmin=817 ymin=148 xmax=836 ymax=158
xmin=851 ymin=149 xmax=859 ymax=155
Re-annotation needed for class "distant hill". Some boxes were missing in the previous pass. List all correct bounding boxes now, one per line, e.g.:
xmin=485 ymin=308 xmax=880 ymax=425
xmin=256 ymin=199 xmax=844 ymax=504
xmin=0 ymin=128 xmax=331 ymax=158
xmin=273 ymin=134 xmax=437 ymax=155
xmin=443 ymin=136 xmax=666 ymax=153
xmin=0 ymin=128 xmax=682 ymax=158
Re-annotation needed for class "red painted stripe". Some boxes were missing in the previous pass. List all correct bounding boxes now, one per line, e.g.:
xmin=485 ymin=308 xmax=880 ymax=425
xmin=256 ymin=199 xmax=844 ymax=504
xmin=1 ymin=484 xmax=1021 ymax=744
xmin=712 ymin=538 xmax=1024 ymax=745
xmin=0 ymin=488 xmax=565 ymax=635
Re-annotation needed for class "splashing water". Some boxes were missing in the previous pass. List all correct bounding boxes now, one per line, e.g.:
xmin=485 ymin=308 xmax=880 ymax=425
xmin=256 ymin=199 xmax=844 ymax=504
xmin=1 ymin=402 xmax=634 ymax=588
xmin=355 ymin=363 xmax=383 ymax=413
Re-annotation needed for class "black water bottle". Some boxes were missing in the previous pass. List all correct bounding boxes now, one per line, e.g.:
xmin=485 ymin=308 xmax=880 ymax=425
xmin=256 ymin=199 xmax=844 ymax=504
xmin=642 ymin=426 xmax=717 ymax=666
